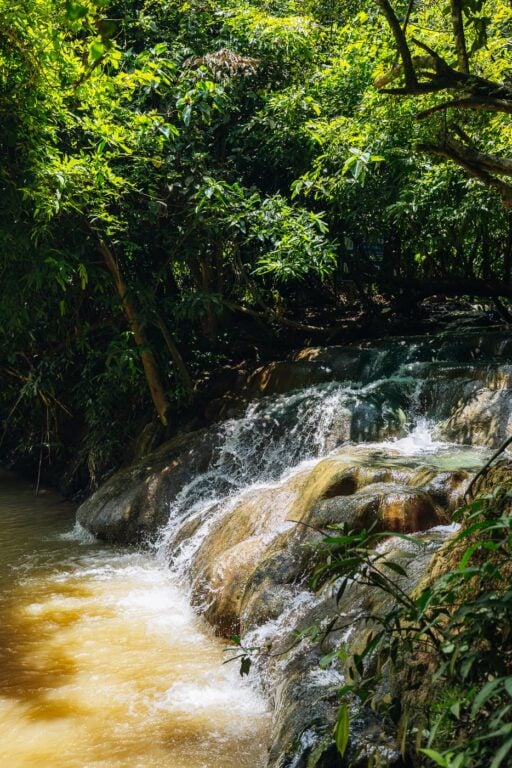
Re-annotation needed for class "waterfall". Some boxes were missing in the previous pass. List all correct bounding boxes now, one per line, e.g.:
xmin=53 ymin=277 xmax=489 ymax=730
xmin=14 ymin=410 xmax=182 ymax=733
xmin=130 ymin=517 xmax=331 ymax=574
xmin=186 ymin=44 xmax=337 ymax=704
xmin=153 ymin=379 xmax=412 ymax=571
xmin=75 ymin=325 xmax=512 ymax=767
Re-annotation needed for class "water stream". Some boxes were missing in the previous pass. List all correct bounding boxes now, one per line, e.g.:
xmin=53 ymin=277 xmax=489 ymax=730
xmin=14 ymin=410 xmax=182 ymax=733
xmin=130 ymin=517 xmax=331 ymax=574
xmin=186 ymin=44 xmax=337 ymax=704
xmin=0 ymin=470 xmax=269 ymax=768
xmin=4 ymin=327 xmax=512 ymax=766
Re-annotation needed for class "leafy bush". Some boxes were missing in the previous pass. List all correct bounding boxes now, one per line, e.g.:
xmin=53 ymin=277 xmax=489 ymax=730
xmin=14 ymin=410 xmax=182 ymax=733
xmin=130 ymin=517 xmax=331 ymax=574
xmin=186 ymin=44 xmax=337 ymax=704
xmin=315 ymin=484 xmax=512 ymax=767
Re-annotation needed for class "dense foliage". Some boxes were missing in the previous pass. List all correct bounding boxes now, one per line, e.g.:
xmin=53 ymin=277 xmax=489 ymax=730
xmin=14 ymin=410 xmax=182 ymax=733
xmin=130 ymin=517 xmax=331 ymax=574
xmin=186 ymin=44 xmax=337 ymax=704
xmin=1 ymin=0 xmax=512 ymax=482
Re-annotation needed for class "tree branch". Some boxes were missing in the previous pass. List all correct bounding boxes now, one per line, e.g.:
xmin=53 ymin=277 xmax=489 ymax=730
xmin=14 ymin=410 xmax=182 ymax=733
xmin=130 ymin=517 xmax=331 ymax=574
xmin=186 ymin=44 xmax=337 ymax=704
xmin=375 ymin=0 xmax=417 ymax=89
xmin=418 ymin=141 xmax=512 ymax=208
xmin=450 ymin=0 xmax=469 ymax=74
xmin=402 ymin=0 xmax=415 ymax=34
xmin=417 ymin=97 xmax=512 ymax=120
xmin=465 ymin=435 xmax=512 ymax=500
xmin=222 ymin=300 xmax=344 ymax=334
xmin=374 ymin=0 xmax=512 ymax=209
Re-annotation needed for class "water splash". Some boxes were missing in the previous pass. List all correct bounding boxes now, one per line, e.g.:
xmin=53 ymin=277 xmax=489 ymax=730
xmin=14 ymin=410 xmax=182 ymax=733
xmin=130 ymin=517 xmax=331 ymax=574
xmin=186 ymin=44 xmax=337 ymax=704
xmin=384 ymin=418 xmax=448 ymax=455
xmin=0 ymin=479 xmax=270 ymax=768
xmin=154 ymin=379 xmax=418 ymax=572
xmin=58 ymin=521 xmax=98 ymax=544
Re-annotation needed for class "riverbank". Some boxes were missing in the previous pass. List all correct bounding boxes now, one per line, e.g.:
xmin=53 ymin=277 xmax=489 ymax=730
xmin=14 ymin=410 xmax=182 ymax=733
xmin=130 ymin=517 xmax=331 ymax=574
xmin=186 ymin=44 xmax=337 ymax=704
xmin=1 ymin=299 xmax=504 ymax=504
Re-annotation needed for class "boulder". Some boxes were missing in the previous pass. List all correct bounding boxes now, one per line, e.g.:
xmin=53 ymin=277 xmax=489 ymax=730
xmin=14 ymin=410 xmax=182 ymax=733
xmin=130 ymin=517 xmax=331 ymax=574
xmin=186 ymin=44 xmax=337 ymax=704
xmin=436 ymin=388 xmax=512 ymax=447
xmin=77 ymin=429 xmax=215 ymax=542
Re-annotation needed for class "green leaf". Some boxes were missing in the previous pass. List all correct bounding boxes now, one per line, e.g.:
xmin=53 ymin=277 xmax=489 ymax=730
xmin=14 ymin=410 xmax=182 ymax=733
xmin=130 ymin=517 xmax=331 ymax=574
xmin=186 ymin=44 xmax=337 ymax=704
xmin=471 ymin=679 xmax=503 ymax=717
xmin=78 ymin=263 xmax=88 ymax=290
xmin=90 ymin=41 xmax=106 ymax=61
xmin=490 ymin=737 xmax=512 ymax=768
xmin=97 ymin=19 xmax=117 ymax=40
xmin=334 ymin=704 xmax=349 ymax=756
xmin=182 ymin=104 xmax=192 ymax=127
xmin=381 ymin=561 xmax=408 ymax=577
xmin=416 ymin=587 xmax=432 ymax=612
xmin=65 ymin=1 xmax=88 ymax=21
xmin=320 ymin=651 xmax=338 ymax=669
xmin=418 ymin=748 xmax=449 ymax=767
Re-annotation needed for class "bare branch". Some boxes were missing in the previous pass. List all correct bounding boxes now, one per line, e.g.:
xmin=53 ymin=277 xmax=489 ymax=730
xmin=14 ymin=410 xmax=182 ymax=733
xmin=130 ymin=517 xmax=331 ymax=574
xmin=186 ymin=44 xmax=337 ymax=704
xmin=417 ymin=97 xmax=512 ymax=120
xmin=411 ymin=37 xmax=454 ymax=75
xmin=418 ymin=141 xmax=512 ymax=208
xmin=444 ymin=137 xmax=512 ymax=177
xmin=402 ymin=0 xmax=415 ymax=34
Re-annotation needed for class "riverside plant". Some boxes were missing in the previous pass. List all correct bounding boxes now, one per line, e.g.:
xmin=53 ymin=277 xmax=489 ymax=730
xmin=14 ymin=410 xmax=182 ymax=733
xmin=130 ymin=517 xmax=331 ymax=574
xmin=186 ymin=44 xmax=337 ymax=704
xmin=313 ymin=485 xmax=512 ymax=768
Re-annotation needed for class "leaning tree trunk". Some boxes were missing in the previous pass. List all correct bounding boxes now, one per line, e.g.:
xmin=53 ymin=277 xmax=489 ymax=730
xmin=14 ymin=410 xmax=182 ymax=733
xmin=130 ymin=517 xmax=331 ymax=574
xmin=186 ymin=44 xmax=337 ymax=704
xmin=98 ymin=239 xmax=170 ymax=426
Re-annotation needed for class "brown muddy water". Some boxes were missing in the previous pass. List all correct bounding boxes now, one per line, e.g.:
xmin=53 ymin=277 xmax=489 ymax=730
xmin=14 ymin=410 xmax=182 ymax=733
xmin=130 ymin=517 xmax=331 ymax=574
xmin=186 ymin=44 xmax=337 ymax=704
xmin=0 ymin=470 xmax=269 ymax=768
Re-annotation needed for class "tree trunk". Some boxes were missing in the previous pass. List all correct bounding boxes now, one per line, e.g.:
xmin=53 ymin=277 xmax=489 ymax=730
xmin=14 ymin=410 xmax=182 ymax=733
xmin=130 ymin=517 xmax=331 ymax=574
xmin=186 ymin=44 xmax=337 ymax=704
xmin=450 ymin=0 xmax=469 ymax=74
xmin=98 ymin=239 xmax=170 ymax=426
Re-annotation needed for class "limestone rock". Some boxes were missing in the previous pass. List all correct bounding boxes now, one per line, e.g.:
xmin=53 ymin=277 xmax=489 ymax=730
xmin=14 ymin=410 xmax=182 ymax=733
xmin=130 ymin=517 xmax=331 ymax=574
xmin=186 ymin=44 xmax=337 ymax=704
xmin=77 ymin=429 xmax=214 ymax=542
xmin=436 ymin=388 xmax=512 ymax=447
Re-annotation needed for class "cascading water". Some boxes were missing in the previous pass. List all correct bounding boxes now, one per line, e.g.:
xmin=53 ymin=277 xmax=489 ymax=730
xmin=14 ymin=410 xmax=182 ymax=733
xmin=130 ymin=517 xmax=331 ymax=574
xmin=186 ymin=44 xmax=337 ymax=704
xmin=154 ymin=377 xmax=417 ymax=565
xmin=153 ymin=384 xmax=364 ymax=570
xmin=142 ymin=329 xmax=511 ymax=765
xmin=153 ymin=371 xmax=484 ymax=587
xmin=4 ymin=326 xmax=512 ymax=767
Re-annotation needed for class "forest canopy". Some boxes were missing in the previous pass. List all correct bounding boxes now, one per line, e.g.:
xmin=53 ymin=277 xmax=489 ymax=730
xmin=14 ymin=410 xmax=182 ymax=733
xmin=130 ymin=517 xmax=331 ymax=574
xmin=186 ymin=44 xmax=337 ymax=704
xmin=1 ymin=0 xmax=512 ymax=480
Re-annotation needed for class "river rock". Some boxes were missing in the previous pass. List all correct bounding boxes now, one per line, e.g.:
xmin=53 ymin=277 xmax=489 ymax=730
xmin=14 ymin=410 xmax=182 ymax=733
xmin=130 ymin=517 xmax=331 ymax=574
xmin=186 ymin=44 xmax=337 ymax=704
xmin=77 ymin=428 xmax=215 ymax=542
xmin=190 ymin=448 xmax=465 ymax=637
xmin=73 ymin=325 xmax=512 ymax=768
xmin=436 ymin=388 xmax=512 ymax=447
xmin=264 ymin=528 xmax=454 ymax=768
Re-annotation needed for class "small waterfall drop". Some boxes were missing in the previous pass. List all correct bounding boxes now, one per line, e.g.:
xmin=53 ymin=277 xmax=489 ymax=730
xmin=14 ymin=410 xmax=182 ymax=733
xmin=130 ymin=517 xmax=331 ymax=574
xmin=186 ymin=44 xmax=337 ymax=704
xmin=153 ymin=378 xmax=417 ymax=573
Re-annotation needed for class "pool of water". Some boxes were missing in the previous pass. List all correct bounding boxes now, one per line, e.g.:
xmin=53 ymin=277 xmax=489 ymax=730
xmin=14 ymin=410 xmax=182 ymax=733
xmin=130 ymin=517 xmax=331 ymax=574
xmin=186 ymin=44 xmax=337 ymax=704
xmin=0 ymin=470 xmax=269 ymax=768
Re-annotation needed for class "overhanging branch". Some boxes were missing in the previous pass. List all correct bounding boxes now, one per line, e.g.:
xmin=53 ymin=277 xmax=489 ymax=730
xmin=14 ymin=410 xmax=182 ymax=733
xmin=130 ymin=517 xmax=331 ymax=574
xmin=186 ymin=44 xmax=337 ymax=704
xmin=418 ymin=141 xmax=512 ymax=208
xmin=417 ymin=97 xmax=512 ymax=119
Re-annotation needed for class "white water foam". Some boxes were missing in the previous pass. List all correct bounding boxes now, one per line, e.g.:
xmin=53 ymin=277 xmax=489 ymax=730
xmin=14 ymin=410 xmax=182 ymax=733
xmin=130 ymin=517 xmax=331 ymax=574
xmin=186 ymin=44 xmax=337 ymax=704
xmin=58 ymin=521 xmax=98 ymax=544
xmin=153 ymin=380 xmax=427 ymax=576
xmin=370 ymin=418 xmax=449 ymax=455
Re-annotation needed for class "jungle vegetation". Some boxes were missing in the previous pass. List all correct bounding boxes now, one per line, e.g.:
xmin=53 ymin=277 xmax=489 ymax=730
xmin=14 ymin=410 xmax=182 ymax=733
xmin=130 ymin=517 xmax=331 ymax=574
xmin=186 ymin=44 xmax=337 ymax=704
xmin=1 ymin=0 xmax=512 ymax=478
xmin=2 ymin=3 xmax=512 ymax=767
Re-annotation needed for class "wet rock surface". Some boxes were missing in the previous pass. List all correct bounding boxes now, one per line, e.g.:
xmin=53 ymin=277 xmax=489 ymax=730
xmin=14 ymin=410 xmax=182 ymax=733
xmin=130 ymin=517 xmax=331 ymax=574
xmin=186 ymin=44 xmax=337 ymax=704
xmin=77 ymin=429 xmax=215 ymax=542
